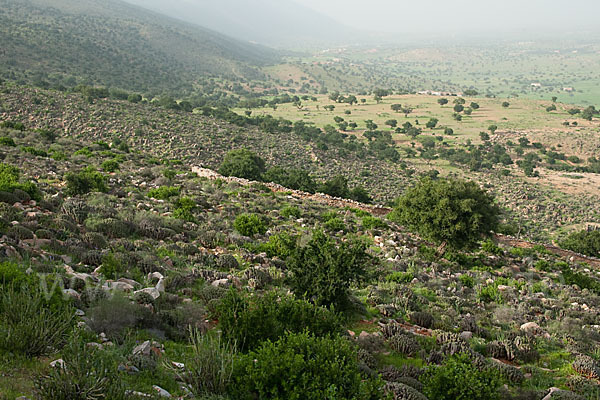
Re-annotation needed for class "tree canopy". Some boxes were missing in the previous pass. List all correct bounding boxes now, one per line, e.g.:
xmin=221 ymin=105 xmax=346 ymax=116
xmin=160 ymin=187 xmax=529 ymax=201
xmin=218 ymin=149 xmax=266 ymax=181
xmin=389 ymin=177 xmax=500 ymax=249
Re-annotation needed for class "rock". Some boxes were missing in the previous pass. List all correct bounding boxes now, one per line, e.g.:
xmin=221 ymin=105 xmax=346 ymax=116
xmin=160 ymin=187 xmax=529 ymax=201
xmin=152 ymin=385 xmax=172 ymax=398
xmin=148 ymin=272 xmax=164 ymax=281
xmin=111 ymin=281 xmax=135 ymax=292
xmin=155 ymin=277 xmax=165 ymax=293
xmin=211 ymin=278 xmax=229 ymax=287
xmin=50 ymin=359 xmax=65 ymax=369
xmin=62 ymin=288 xmax=80 ymax=300
xmin=459 ymin=331 xmax=473 ymax=341
xmin=171 ymin=361 xmax=185 ymax=369
xmin=132 ymin=340 xmax=163 ymax=357
xmin=75 ymin=309 xmax=85 ymax=316
xmin=86 ymin=342 xmax=103 ymax=350
xmin=134 ymin=287 xmax=160 ymax=300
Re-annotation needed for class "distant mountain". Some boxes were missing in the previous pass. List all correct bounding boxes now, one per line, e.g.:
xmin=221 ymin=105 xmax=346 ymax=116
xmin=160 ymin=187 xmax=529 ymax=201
xmin=121 ymin=0 xmax=359 ymax=48
xmin=0 ymin=0 xmax=280 ymax=94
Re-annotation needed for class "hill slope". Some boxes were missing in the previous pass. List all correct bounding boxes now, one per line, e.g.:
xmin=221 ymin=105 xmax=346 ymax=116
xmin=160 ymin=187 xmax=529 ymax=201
xmin=0 ymin=0 xmax=279 ymax=94
xmin=121 ymin=0 xmax=359 ymax=48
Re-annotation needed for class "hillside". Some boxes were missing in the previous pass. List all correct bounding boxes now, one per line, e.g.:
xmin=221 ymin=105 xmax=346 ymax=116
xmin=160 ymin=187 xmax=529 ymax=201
xmin=1 ymin=98 xmax=600 ymax=398
xmin=121 ymin=0 xmax=359 ymax=48
xmin=1 ymin=84 xmax=599 ymax=243
xmin=0 ymin=0 xmax=279 ymax=95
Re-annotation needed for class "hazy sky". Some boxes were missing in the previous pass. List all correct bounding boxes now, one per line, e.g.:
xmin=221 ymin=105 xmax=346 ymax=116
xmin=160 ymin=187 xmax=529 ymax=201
xmin=294 ymin=0 xmax=600 ymax=35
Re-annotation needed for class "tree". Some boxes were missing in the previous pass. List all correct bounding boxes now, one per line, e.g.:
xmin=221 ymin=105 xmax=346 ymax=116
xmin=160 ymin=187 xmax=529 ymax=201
xmin=389 ymin=177 xmax=500 ymax=250
xmin=218 ymin=149 xmax=266 ymax=181
xmin=453 ymin=104 xmax=464 ymax=113
xmin=385 ymin=119 xmax=398 ymax=128
xmin=479 ymin=132 xmax=490 ymax=141
xmin=560 ymin=229 xmax=600 ymax=257
xmin=287 ymin=230 xmax=371 ymax=308
xmin=546 ymin=104 xmax=557 ymax=112
xmin=470 ymin=102 xmax=480 ymax=110
xmin=364 ymin=120 xmax=378 ymax=131
xmin=454 ymin=98 xmax=466 ymax=105
xmin=426 ymin=118 xmax=439 ymax=129
xmin=552 ymin=96 xmax=558 ymax=102
xmin=328 ymin=91 xmax=340 ymax=102
xmin=391 ymin=104 xmax=403 ymax=112
xmin=488 ymin=125 xmax=498 ymax=134
xmin=464 ymin=89 xmax=479 ymax=96
xmin=437 ymin=98 xmax=449 ymax=106
xmin=319 ymin=175 xmax=350 ymax=198
xmin=502 ymin=101 xmax=510 ymax=108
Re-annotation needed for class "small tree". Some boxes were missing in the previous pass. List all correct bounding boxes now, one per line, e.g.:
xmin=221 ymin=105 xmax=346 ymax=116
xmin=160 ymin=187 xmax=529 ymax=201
xmin=389 ymin=177 xmax=500 ymax=250
xmin=391 ymin=104 xmax=403 ymax=112
xmin=218 ymin=149 xmax=265 ymax=181
xmin=502 ymin=101 xmax=510 ymax=108
xmin=426 ymin=118 xmax=439 ymax=129
xmin=437 ymin=98 xmax=449 ymax=106
xmin=287 ymin=230 xmax=371 ymax=309
xmin=385 ymin=119 xmax=398 ymax=128
xmin=488 ymin=125 xmax=498 ymax=134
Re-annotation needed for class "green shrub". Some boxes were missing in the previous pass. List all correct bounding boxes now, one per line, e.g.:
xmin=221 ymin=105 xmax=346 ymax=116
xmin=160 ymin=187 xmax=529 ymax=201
xmin=422 ymin=353 xmax=501 ymax=400
xmin=280 ymin=205 xmax=301 ymax=219
xmin=481 ymin=239 xmax=503 ymax=255
xmin=22 ymin=146 xmax=48 ymax=157
xmin=362 ymin=215 xmax=387 ymax=230
xmin=234 ymin=213 xmax=268 ymax=237
xmin=86 ymin=292 xmax=142 ymax=340
xmin=34 ymin=336 xmax=125 ymax=400
xmin=218 ymin=149 xmax=266 ymax=181
xmin=0 ymin=163 xmax=41 ymax=200
xmin=229 ymin=332 xmax=383 ymax=400
xmin=73 ymin=147 xmax=93 ymax=157
xmin=477 ymin=284 xmax=503 ymax=304
xmin=386 ymin=271 xmax=414 ymax=284
xmin=0 ymin=137 xmax=16 ymax=146
xmin=287 ymin=230 xmax=371 ymax=309
xmin=217 ymin=290 xmax=342 ymax=351
xmin=65 ymin=167 xmax=107 ymax=196
xmin=263 ymin=167 xmax=317 ymax=193
xmin=101 ymin=159 xmax=120 ymax=172
xmin=459 ymin=274 xmax=475 ymax=288
xmin=389 ymin=177 xmax=499 ymax=250
xmin=177 ymin=328 xmax=234 ymax=396
xmin=0 ymin=262 xmax=32 ymax=288
xmin=324 ymin=216 xmax=345 ymax=231
xmin=147 ymin=186 xmax=180 ymax=200
xmin=260 ymin=233 xmax=297 ymax=259
xmin=560 ymin=230 xmax=600 ymax=258
xmin=0 ymin=287 xmax=74 ymax=356
xmin=560 ymin=265 xmax=600 ymax=295
xmin=173 ymin=196 xmax=197 ymax=222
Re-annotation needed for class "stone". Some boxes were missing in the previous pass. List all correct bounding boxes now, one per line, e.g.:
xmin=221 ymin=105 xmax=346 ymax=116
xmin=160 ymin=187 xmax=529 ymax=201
xmin=134 ymin=287 xmax=160 ymax=300
xmin=111 ymin=281 xmax=135 ymax=292
xmin=459 ymin=331 xmax=473 ymax=340
xmin=132 ymin=340 xmax=163 ymax=357
xmin=50 ymin=359 xmax=65 ymax=369
xmin=62 ymin=288 xmax=80 ymax=300
xmin=211 ymin=278 xmax=229 ymax=287
xmin=152 ymin=385 xmax=172 ymax=398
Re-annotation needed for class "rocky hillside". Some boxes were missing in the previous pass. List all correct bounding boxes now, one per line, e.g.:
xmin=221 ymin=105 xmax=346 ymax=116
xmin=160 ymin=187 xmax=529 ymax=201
xmin=0 ymin=98 xmax=600 ymax=398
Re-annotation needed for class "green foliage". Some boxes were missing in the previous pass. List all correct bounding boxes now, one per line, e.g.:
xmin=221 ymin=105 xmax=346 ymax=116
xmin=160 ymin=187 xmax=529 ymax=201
xmin=386 ymin=271 xmax=414 ymax=284
xmin=477 ymin=283 xmax=503 ymax=303
xmin=34 ymin=336 xmax=126 ymax=400
xmin=280 ymin=205 xmax=301 ymax=219
xmin=219 ymin=149 xmax=266 ymax=181
xmin=459 ymin=274 xmax=475 ymax=288
xmin=234 ymin=213 xmax=268 ymax=237
xmin=422 ymin=353 xmax=501 ymax=400
xmin=0 ymin=163 xmax=41 ymax=200
xmin=100 ymin=159 xmax=120 ymax=172
xmin=0 ymin=136 xmax=16 ymax=146
xmin=263 ymin=167 xmax=317 ymax=193
xmin=559 ymin=229 xmax=600 ymax=258
xmin=287 ymin=230 xmax=371 ymax=309
xmin=0 ymin=287 xmax=74 ymax=357
xmin=65 ymin=167 xmax=107 ymax=196
xmin=177 ymin=328 xmax=234 ymax=396
xmin=260 ymin=233 xmax=297 ymax=259
xmin=560 ymin=265 xmax=600 ymax=295
xmin=0 ymin=262 xmax=32 ymax=288
xmin=362 ymin=215 xmax=387 ymax=230
xmin=147 ymin=186 xmax=180 ymax=200
xmin=389 ymin=177 xmax=499 ymax=250
xmin=481 ymin=239 xmax=503 ymax=255
xmin=217 ymin=290 xmax=342 ymax=351
xmin=173 ymin=196 xmax=197 ymax=222
xmin=229 ymin=332 xmax=383 ymax=400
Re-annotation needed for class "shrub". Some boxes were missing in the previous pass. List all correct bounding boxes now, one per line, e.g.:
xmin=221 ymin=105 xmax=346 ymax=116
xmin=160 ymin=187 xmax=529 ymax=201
xmin=173 ymin=196 xmax=197 ymax=222
xmin=176 ymin=328 xmax=234 ymax=396
xmin=65 ymin=167 xmax=107 ymax=196
xmin=477 ymin=284 xmax=503 ymax=304
xmin=0 ymin=137 xmax=16 ymax=146
xmin=100 ymin=159 xmax=120 ymax=172
xmin=0 ymin=163 xmax=41 ymax=200
xmin=229 ymin=332 xmax=383 ymax=400
xmin=217 ymin=290 xmax=342 ymax=351
xmin=287 ymin=230 xmax=371 ymax=309
xmin=389 ymin=177 xmax=499 ymax=250
xmin=218 ymin=149 xmax=266 ymax=181
xmin=0 ymin=287 xmax=74 ymax=356
xmin=362 ymin=215 xmax=387 ymax=230
xmin=263 ymin=167 xmax=317 ymax=193
xmin=22 ymin=146 xmax=48 ymax=157
xmin=34 ymin=336 xmax=125 ymax=400
xmin=86 ymin=293 xmax=141 ymax=340
xmin=280 ymin=205 xmax=301 ymax=219
xmin=459 ymin=274 xmax=475 ymax=288
xmin=147 ymin=186 xmax=180 ymax=200
xmin=260 ymin=233 xmax=297 ymax=259
xmin=234 ymin=213 xmax=267 ymax=237
xmin=560 ymin=230 xmax=600 ymax=258
xmin=422 ymin=353 xmax=501 ymax=400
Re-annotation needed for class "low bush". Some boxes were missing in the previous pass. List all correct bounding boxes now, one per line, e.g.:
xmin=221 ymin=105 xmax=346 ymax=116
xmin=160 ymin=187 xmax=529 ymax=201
xmin=422 ymin=353 xmax=501 ymax=400
xmin=217 ymin=290 xmax=342 ymax=351
xmin=560 ymin=229 xmax=600 ymax=258
xmin=0 ymin=163 xmax=41 ymax=200
xmin=287 ymin=230 xmax=372 ymax=309
xmin=65 ymin=167 xmax=107 ymax=196
xmin=34 ymin=336 xmax=125 ymax=400
xmin=218 ymin=149 xmax=266 ymax=181
xmin=0 ymin=287 xmax=74 ymax=356
xmin=101 ymin=159 xmax=120 ymax=172
xmin=86 ymin=292 xmax=142 ymax=340
xmin=233 ymin=213 xmax=268 ymax=237
xmin=147 ymin=186 xmax=180 ymax=200
xmin=229 ymin=332 xmax=383 ymax=400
